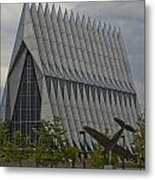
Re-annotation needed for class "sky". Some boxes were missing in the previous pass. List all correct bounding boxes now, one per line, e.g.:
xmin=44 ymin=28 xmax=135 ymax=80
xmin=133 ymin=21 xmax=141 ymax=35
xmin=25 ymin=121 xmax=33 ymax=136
xmin=0 ymin=0 xmax=144 ymax=110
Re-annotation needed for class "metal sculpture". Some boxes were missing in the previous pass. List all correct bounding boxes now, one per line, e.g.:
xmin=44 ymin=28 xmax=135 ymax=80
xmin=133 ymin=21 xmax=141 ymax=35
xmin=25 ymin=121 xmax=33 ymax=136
xmin=83 ymin=118 xmax=135 ymax=160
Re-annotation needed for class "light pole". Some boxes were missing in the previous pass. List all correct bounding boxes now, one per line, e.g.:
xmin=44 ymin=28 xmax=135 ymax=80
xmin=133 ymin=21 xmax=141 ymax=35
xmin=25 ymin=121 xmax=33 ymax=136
xmin=79 ymin=130 xmax=87 ymax=168
xmin=121 ymin=135 xmax=125 ymax=169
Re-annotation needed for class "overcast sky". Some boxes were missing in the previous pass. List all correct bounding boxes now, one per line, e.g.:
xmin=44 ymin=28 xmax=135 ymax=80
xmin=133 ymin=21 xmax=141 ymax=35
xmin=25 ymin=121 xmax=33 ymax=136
xmin=0 ymin=1 xmax=144 ymax=110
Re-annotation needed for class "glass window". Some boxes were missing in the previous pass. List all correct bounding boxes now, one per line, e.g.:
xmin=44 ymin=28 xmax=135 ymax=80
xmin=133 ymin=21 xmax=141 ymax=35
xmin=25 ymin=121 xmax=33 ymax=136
xmin=10 ymin=52 xmax=41 ymax=144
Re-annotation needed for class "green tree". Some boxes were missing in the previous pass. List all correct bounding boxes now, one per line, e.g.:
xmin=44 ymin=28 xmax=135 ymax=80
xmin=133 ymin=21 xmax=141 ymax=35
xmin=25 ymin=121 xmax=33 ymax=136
xmin=63 ymin=146 xmax=79 ymax=168
xmin=89 ymin=145 xmax=104 ymax=168
xmin=50 ymin=116 xmax=67 ymax=150
xmin=32 ymin=116 xmax=67 ymax=167
xmin=0 ymin=120 xmax=9 ymax=165
xmin=0 ymin=120 xmax=7 ymax=146
xmin=11 ymin=130 xmax=27 ymax=167
xmin=31 ymin=120 xmax=52 ymax=167
xmin=47 ymin=116 xmax=70 ymax=167
xmin=132 ymin=113 xmax=145 ymax=169
xmin=1 ymin=140 xmax=14 ymax=165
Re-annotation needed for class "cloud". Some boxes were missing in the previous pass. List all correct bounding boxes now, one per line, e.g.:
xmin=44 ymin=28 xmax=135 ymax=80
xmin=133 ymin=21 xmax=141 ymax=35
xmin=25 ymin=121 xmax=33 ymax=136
xmin=1 ymin=4 xmax=22 ymax=69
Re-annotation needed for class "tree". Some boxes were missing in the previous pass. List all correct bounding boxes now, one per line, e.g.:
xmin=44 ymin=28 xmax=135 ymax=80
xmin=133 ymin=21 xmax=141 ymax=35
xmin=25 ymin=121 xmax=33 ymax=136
xmin=0 ymin=120 xmax=8 ymax=165
xmin=31 ymin=120 xmax=52 ymax=167
xmin=63 ymin=146 xmax=79 ymax=168
xmin=1 ymin=140 xmax=14 ymax=165
xmin=50 ymin=116 xmax=67 ymax=150
xmin=47 ymin=116 xmax=71 ymax=167
xmin=0 ymin=120 xmax=7 ymax=146
xmin=89 ymin=145 xmax=104 ymax=168
xmin=32 ymin=116 xmax=67 ymax=167
xmin=11 ymin=130 xmax=27 ymax=167
xmin=132 ymin=113 xmax=145 ymax=169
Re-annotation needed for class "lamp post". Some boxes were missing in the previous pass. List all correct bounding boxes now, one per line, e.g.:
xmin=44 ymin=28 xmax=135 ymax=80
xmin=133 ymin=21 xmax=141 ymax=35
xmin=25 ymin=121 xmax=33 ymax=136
xmin=79 ymin=130 xmax=87 ymax=168
xmin=121 ymin=135 xmax=125 ymax=170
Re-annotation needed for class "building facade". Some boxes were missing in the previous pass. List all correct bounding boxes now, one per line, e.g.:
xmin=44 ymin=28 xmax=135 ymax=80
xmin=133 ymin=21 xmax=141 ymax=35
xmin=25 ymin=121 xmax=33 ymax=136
xmin=0 ymin=3 xmax=138 ymax=149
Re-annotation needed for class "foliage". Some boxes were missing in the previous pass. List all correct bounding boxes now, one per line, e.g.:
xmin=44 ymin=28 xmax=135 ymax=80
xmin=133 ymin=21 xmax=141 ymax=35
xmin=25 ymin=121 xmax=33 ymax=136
xmin=49 ymin=116 xmax=67 ymax=150
xmin=63 ymin=146 xmax=79 ymax=167
xmin=11 ymin=130 xmax=27 ymax=166
xmin=1 ymin=140 xmax=14 ymax=164
xmin=31 ymin=116 xmax=68 ymax=167
xmin=31 ymin=120 xmax=53 ymax=166
xmin=0 ymin=113 xmax=146 ymax=169
xmin=0 ymin=128 xmax=27 ymax=166
xmin=0 ymin=116 xmax=70 ymax=167
xmin=0 ymin=120 xmax=7 ymax=146
xmin=89 ymin=145 xmax=104 ymax=168
xmin=132 ymin=113 xmax=145 ymax=169
xmin=0 ymin=120 xmax=10 ymax=164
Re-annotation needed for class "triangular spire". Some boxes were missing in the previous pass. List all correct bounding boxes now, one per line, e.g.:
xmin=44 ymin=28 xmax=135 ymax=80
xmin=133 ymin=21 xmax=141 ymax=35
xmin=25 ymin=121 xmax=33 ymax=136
xmin=58 ymin=6 xmax=63 ymax=20
xmin=107 ymin=24 xmax=111 ymax=35
xmin=82 ymin=15 xmax=86 ymax=26
xmin=23 ymin=3 xmax=29 ymax=12
xmin=20 ymin=3 xmax=31 ymax=26
xmin=45 ymin=3 xmax=50 ymax=15
xmin=93 ymin=19 xmax=97 ymax=31
xmin=108 ymin=23 xmax=111 ymax=31
xmin=103 ymin=22 xmax=107 ymax=34
xmin=70 ymin=11 xmax=75 ymax=23
xmin=64 ymin=8 xmax=68 ymax=21
xmin=31 ymin=3 xmax=37 ymax=12
xmin=87 ymin=16 xmax=92 ymax=30
xmin=51 ymin=4 xmax=57 ymax=19
xmin=103 ymin=22 xmax=106 ymax=29
xmin=76 ymin=13 xmax=81 ymax=24
xmin=38 ymin=3 xmax=44 ymax=14
xmin=98 ymin=20 xmax=102 ymax=33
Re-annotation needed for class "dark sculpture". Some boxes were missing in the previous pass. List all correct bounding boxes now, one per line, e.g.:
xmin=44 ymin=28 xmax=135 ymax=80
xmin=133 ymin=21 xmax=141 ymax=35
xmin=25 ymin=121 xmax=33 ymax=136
xmin=83 ymin=118 xmax=135 ymax=160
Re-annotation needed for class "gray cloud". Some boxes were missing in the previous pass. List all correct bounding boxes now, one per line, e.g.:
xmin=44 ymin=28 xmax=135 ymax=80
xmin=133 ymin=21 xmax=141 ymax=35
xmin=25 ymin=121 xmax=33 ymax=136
xmin=0 ymin=1 xmax=144 ymax=109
